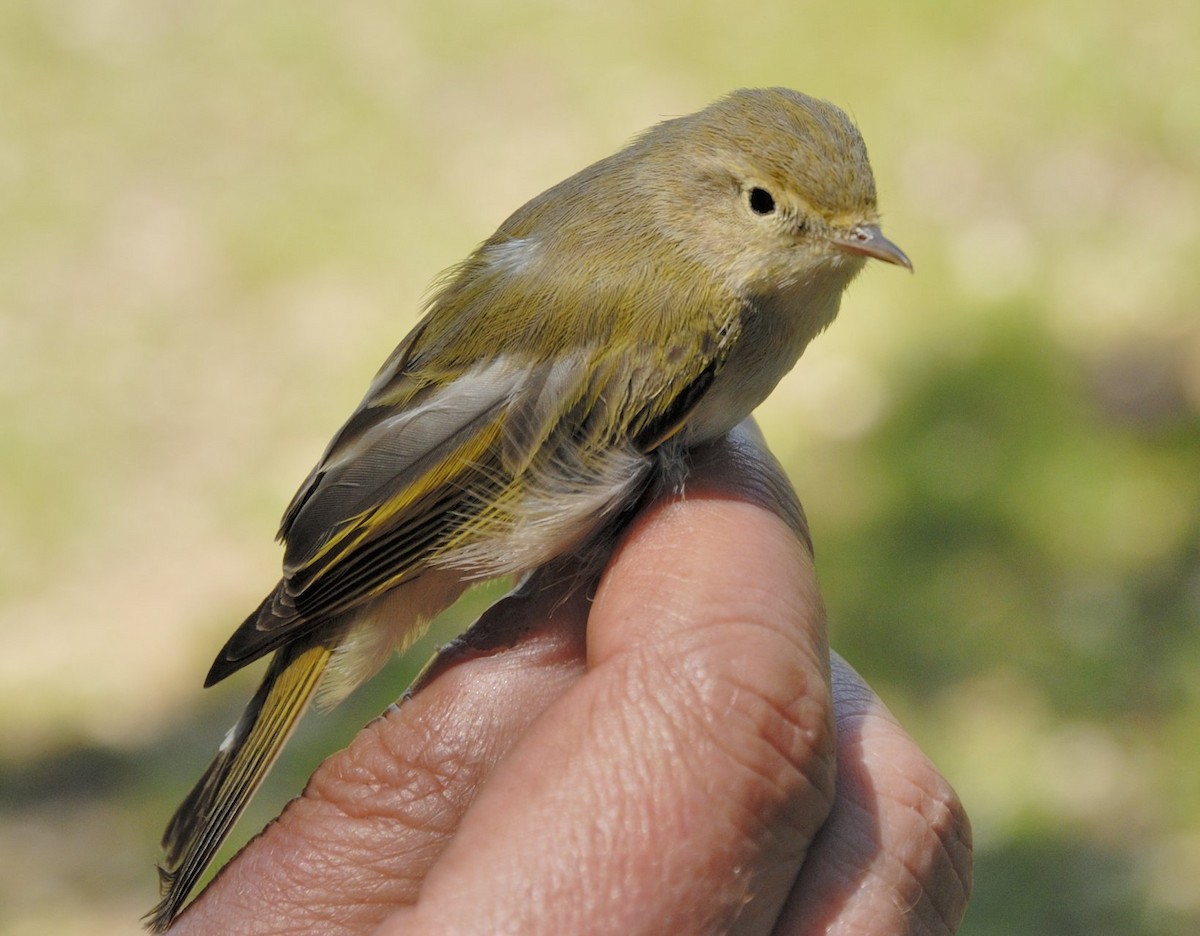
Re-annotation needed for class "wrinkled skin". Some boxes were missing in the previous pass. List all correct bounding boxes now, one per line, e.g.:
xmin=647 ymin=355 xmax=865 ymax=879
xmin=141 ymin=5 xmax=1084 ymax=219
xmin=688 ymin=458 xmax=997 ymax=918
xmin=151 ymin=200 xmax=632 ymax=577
xmin=167 ymin=424 xmax=972 ymax=936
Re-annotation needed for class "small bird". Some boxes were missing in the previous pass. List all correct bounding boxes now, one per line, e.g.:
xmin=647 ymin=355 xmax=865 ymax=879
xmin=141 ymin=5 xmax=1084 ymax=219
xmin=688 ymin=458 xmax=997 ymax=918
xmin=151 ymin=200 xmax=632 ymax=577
xmin=147 ymin=86 xmax=910 ymax=932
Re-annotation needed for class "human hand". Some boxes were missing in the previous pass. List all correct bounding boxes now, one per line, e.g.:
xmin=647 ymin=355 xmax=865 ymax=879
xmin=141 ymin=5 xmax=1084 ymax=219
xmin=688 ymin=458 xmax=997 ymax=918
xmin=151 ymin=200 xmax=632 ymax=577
xmin=165 ymin=423 xmax=971 ymax=935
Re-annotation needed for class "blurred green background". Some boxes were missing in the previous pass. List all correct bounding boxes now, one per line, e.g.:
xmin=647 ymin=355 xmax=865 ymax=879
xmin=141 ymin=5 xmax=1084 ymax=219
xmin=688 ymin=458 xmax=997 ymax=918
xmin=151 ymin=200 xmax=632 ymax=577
xmin=2 ymin=1 xmax=1197 ymax=933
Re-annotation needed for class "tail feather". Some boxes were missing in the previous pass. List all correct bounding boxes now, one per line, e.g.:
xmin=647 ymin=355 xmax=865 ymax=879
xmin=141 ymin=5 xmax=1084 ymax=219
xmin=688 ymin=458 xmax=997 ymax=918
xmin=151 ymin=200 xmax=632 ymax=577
xmin=145 ymin=642 xmax=332 ymax=933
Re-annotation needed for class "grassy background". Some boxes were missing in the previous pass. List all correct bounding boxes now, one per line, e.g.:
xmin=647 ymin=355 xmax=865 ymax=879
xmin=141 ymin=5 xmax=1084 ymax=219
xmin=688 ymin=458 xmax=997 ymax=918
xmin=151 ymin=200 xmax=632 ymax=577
xmin=2 ymin=1 xmax=1198 ymax=933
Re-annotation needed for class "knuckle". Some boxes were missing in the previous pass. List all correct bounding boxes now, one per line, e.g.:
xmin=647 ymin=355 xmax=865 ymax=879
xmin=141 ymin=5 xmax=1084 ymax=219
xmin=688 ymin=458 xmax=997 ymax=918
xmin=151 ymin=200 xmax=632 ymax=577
xmin=305 ymin=713 xmax=479 ymax=832
xmin=893 ymin=762 xmax=974 ymax=932
xmin=665 ymin=629 xmax=837 ymax=837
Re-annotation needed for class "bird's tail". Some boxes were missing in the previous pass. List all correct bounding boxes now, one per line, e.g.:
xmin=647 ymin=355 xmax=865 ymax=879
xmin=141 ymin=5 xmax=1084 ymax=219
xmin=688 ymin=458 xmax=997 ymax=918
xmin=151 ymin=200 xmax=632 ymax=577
xmin=145 ymin=641 xmax=332 ymax=933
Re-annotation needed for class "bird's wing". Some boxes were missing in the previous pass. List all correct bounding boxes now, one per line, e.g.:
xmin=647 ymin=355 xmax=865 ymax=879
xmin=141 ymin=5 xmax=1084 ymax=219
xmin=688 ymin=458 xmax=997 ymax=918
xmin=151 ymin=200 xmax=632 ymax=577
xmin=205 ymin=352 xmax=581 ymax=681
xmin=207 ymin=242 xmax=742 ymax=684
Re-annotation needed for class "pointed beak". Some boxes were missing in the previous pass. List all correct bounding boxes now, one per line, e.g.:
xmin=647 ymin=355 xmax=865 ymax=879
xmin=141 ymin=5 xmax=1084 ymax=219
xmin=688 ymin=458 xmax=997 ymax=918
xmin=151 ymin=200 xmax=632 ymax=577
xmin=831 ymin=224 xmax=913 ymax=271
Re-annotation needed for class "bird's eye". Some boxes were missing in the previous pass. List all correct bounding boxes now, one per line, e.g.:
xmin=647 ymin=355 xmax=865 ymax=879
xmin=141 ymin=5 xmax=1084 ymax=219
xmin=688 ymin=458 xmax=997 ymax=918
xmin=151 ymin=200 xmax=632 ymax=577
xmin=748 ymin=187 xmax=776 ymax=215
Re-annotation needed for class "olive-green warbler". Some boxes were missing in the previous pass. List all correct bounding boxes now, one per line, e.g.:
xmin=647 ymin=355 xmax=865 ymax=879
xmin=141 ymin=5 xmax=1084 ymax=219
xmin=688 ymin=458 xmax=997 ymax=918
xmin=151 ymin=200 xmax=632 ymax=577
xmin=147 ymin=87 xmax=910 ymax=931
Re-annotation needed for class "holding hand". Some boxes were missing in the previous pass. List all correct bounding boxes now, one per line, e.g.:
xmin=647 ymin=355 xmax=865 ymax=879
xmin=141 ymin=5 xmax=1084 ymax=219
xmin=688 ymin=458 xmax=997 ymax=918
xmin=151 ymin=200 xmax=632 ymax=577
xmin=167 ymin=425 xmax=971 ymax=935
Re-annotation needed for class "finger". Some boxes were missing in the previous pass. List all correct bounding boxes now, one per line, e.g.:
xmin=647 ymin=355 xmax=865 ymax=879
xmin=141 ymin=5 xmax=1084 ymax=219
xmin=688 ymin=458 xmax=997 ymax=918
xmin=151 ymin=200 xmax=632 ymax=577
xmin=380 ymin=423 xmax=835 ymax=935
xmin=167 ymin=570 xmax=596 ymax=935
xmin=773 ymin=653 xmax=973 ymax=935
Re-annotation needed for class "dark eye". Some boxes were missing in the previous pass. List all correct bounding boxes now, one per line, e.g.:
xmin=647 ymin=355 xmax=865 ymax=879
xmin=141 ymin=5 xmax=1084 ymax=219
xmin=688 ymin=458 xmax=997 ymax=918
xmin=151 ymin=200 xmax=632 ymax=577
xmin=748 ymin=187 xmax=776 ymax=215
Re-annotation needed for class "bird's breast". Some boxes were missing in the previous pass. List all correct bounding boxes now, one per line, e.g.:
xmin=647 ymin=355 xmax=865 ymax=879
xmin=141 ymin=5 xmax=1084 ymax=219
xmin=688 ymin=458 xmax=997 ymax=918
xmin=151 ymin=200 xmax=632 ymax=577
xmin=679 ymin=270 xmax=848 ymax=444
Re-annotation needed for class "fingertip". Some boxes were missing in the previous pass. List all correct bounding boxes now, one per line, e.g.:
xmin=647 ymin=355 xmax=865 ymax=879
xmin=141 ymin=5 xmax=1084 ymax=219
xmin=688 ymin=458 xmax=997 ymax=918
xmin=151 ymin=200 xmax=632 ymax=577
xmin=685 ymin=420 xmax=813 ymax=553
xmin=588 ymin=421 xmax=824 ymax=673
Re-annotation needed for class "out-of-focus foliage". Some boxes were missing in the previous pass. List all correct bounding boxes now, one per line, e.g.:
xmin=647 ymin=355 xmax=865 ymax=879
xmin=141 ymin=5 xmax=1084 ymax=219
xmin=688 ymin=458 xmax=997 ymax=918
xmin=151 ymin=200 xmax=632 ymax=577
xmin=1 ymin=1 xmax=1196 ymax=933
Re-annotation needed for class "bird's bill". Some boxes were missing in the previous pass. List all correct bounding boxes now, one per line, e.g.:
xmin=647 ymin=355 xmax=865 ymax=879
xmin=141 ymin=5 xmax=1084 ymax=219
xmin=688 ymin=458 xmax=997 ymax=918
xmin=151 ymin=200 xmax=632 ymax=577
xmin=831 ymin=224 xmax=913 ymax=270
